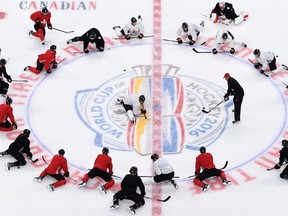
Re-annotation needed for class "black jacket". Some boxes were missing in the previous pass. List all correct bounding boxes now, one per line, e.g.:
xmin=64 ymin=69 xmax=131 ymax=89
xmin=121 ymin=174 xmax=146 ymax=195
xmin=211 ymin=2 xmax=238 ymax=20
xmin=226 ymin=77 xmax=244 ymax=97
xmin=8 ymin=134 xmax=32 ymax=158
xmin=80 ymin=28 xmax=105 ymax=50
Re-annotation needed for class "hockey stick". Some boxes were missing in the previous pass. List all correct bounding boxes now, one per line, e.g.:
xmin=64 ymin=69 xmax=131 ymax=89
xmin=145 ymin=195 xmax=171 ymax=202
xmin=248 ymin=58 xmax=269 ymax=77
xmin=12 ymin=79 xmax=28 ymax=82
xmin=73 ymin=49 xmax=99 ymax=54
xmin=267 ymin=162 xmax=287 ymax=171
xmin=139 ymin=175 xmax=180 ymax=178
xmin=163 ymin=39 xmax=206 ymax=46
xmin=193 ymin=48 xmax=211 ymax=53
xmin=52 ymin=27 xmax=74 ymax=34
xmin=113 ymin=35 xmax=154 ymax=40
xmin=28 ymin=158 xmax=39 ymax=163
xmin=202 ymin=100 xmax=225 ymax=114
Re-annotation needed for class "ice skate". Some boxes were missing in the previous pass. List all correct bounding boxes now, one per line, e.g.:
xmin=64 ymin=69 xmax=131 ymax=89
xmin=77 ymin=181 xmax=87 ymax=188
xmin=127 ymin=206 xmax=136 ymax=215
xmin=98 ymin=185 xmax=107 ymax=194
xmin=33 ymin=176 xmax=43 ymax=182
xmin=222 ymin=179 xmax=232 ymax=185
xmin=47 ymin=184 xmax=54 ymax=192
xmin=202 ymin=184 xmax=210 ymax=192
xmin=110 ymin=204 xmax=119 ymax=210
xmin=170 ymin=179 xmax=178 ymax=189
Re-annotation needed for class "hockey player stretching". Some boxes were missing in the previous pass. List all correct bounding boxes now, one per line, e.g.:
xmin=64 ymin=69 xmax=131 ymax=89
xmin=114 ymin=16 xmax=145 ymax=40
xmin=193 ymin=146 xmax=231 ymax=192
xmin=273 ymin=139 xmax=288 ymax=179
xmin=77 ymin=147 xmax=115 ymax=194
xmin=176 ymin=21 xmax=204 ymax=45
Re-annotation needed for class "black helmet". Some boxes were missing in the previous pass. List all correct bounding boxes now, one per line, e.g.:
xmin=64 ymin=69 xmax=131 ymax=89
xmin=282 ymin=139 xmax=288 ymax=147
xmin=0 ymin=58 xmax=7 ymax=65
xmin=58 ymin=149 xmax=65 ymax=156
xmin=102 ymin=147 xmax=109 ymax=154
xmin=200 ymin=146 xmax=206 ymax=153
xmin=253 ymin=49 xmax=260 ymax=56
xmin=222 ymin=32 xmax=228 ymax=39
xmin=131 ymin=17 xmax=137 ymax=23
xmin=182 ymin=22 xmax=188 ymax=29
xmin=42 ymin=7 xmax=48 ymax=13
xmin=89 ymin=32 xmax=97 ymax=40
xmin=139 ymin=95 xmax=145 ymax=102
xmin=50 ymin=45 xmax=56 ymax=52
xmin=6 ymin=96 xmax=12 ymax=105
xmin=23 ymin=129 xmax=31 ymax=135
xmin=151 ymin=153 xmax=159 ymax=160
xmin=129 ymin=166 xmax=138 ymax=175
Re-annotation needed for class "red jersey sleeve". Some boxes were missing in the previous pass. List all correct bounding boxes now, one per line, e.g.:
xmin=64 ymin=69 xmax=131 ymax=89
xmin=30 ymin=11 xmax=51 ymax=27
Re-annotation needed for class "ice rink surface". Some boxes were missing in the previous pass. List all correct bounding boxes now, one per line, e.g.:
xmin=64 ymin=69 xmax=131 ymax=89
xmin=0 ymin=0 xmax=288 ymax=215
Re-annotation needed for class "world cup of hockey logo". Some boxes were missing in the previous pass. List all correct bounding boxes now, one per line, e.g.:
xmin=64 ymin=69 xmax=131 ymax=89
xmin=75 ymin=64 xmax=229 ymax=155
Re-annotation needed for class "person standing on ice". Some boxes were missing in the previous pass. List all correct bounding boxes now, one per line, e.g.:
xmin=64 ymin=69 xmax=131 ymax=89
xmin=110 ymin=166 xmax=146 ymax=215
xmin=24 ymin=45 xmax=57 ymax=74
xmin=28 ymin=7 xmax=52 ymax=45
xmin=223 ymin=73 xmax=244 ymax=124
xmin=273 ymin=139 xmax=288 ymax=179
xmin=193 ymin=146 xmax=231 ymax=192
xmin=33 ymin=149 xmax=70 ymax=192
xmin=150 ymin=153 xmax=178 ymax=189
xmin=116 ymin=94 xmax=146 ymax=123
xmin=77 ymin=147 xmax=115 ymax=194
xmin=67 ymin=28 xmax=105 ymax=53
xmin=0 ymin=129 xmax=33 ymax=170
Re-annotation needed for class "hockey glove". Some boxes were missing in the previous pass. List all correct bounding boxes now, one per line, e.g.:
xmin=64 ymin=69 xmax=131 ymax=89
xmin=47 ymin=24 xmax=52 ymax=30
xmin=212 ymin=48 xmax=218 ymax=54
xmin=27 ymin=156 xmax=32 ymax=160
xmin=274 ymin=164 xmax=281 ymax=169
xmin=109 ymin=171 xmax=114 ymax=176
xmin=84 ymin=49 xmax=89 ymax=54
xmin=177 ymin=38 xmax=183 ymax=44
xmin=52 ymin=62 xmax=57 ymax=69
xmin=138 ymin=33 xmax=144 ymax=39
xmin=189 ymin=40 xmax=195 ymax=46
xmin=230 ymin=48 xmax=235 ymax=54
xmin=224 ymin=97 xmax=229 ymax=102
xmin=141 ymin=192 xmax=146 ymax=197
xmin=141 ymin=109 xmax=147 ymax=114
xmin=46 ymin=68 xmax=51 ymax=74
xmin=188 ymin=35 xmax=193 ymax=40
xmin=64 ymin=172 xmax=70 ymax=177
xmin=254 ymin=63 xmax=260 ymax=69
xmin=125 ymin=35 xmax=131 ymax=40
xmin=260 ymin=70 xmax=264 ymax=74
xmin=98 ymin=47 xmax=104 ymax=52
xmin=12 ymin=122 xmax=18 ymax=130
xmin=7 ymin=76 xmax=12 ymax=83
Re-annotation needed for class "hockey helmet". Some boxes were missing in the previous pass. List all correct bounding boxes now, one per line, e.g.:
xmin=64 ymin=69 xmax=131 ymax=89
xmin=0 ymin=58 xmax=7 ymax=65
xmin=50 ymin=45 xmax=56 ymax=52
xmin=42 ymin=7 xmax=48 ymax=14
xmin=102 ymin=147 xmax=109 ymax=154
xmin=129 ymin=166 xmax=138 ymax=175
xmin=222 ymin=32 xmax=228 ymax=40
xmin=23 ymin=129 xmax=31 ymax=135
xmin=58 ymin=149 xmax=65 ymax=156
xmin=89 ymin=32 xmax=97 ymax=40
xmin=182 ymin=22 xmax=188 ymax=32
xmin=131 ymin=17 xmax=137 ymax=24
xmin=282 ymin=139 xmax=288 ymax=147
xmin=200 ymin=146 xmax=206 ymax=153
xmin=253 ymin=49 xmax=260 ymax=56
xmin=6 ymin=96 xmax=12 ymax=105
xmin=151 ymin=153 xmax=159 ymax=160
xmin=139 ymin=95 xmax=145 ymax=102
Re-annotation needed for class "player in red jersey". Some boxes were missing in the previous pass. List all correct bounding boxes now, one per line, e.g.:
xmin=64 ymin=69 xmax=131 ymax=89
xmin=24 ymin=45 xmax=57 ymax=74
xmin=193 ymin=146 xmax=231 ymax=192
xmin=28 ymin=7 xmax=52 ymax=45
xmin=78 ymin=147 xmax=115 ymax=194
xmin=33 ymin=149 xmax=70 ymax=192
xmin=0 ymin=97 xmax=17 ymax=131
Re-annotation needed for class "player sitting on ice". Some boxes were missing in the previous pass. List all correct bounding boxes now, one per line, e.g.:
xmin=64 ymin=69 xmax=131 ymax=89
xmin=67 ymin=28 xmax=105 ymax=53
xmin=253 ymin=49 xmax=288 ymax=74
xmin=0 ymin=58 xmax=12 ymax=97
xmin=176 ymin=21 xmax=204 ymax=45
xmin=116 ymin=94 xmax=146 ymax=124
xmin=273 ymin=139 xmax=288 ymax=180
xmin=210 ymin=1 xmax=248 ymax=25
xmin=212 ymin=29 xmax=247 ymax=54
xmin=113 ymin=16 xmax=145 ymax=40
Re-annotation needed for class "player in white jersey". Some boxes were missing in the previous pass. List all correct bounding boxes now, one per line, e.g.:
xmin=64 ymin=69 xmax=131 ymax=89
xmin=114 ymin=16 xmax=145 ymax=40
xmin=253 ymin=49 xmax=288 ymax=74
xmin=176 ymin=21 xmax=204 ymax=45
xmin=116 ymin=94 xmax=146 ymax=123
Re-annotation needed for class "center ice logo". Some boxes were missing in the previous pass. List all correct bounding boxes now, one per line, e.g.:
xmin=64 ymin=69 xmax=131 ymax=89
xmin=75 ymin=64 xmax=230 ymax=155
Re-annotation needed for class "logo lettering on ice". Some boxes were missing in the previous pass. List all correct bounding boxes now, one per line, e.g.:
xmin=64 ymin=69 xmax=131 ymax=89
xmin=75 ymin=64 xmax=231 ymax=155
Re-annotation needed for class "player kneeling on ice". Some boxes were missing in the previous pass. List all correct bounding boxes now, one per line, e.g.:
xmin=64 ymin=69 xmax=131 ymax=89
xmin=78 ymin=147 xmax=115 ymax=194
xmin=0 ymin=129 xmax=33 ymax=170
xmin=252 ymin=49 xmax=288 ymax=74
xmin=212 ymin=29 xmax=247 ymax=54
xmin=0 ymin=97 xmax=17 ymax=131
xmin=210 ymin=1 xmax=248 ymax=25
xmin=151 ymin=153 xmax=178 ymax=189
xmin=0 ymin=58 xmax=13 ymax=97
xmin=24 ymin=45 xmax=57 ymax=74
xmin=116 ymin=94 xmax=146 ymax=123
xmin=176 ymin=21 xmax=204 ymax=45
xmin=67 ymin=28 xmax=105 ymax=53
xmin=114 ymin=16 xmax=145 ymax=40
xmin=33 ymin=149 xmax=70 ymax=192
xmin=272 ymin=139 xmax=288 ymax=179
xmin=193 ymin=146 xmax=231 ymax=192
xmin=110 ymin=166 xmax=146 ymax=215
